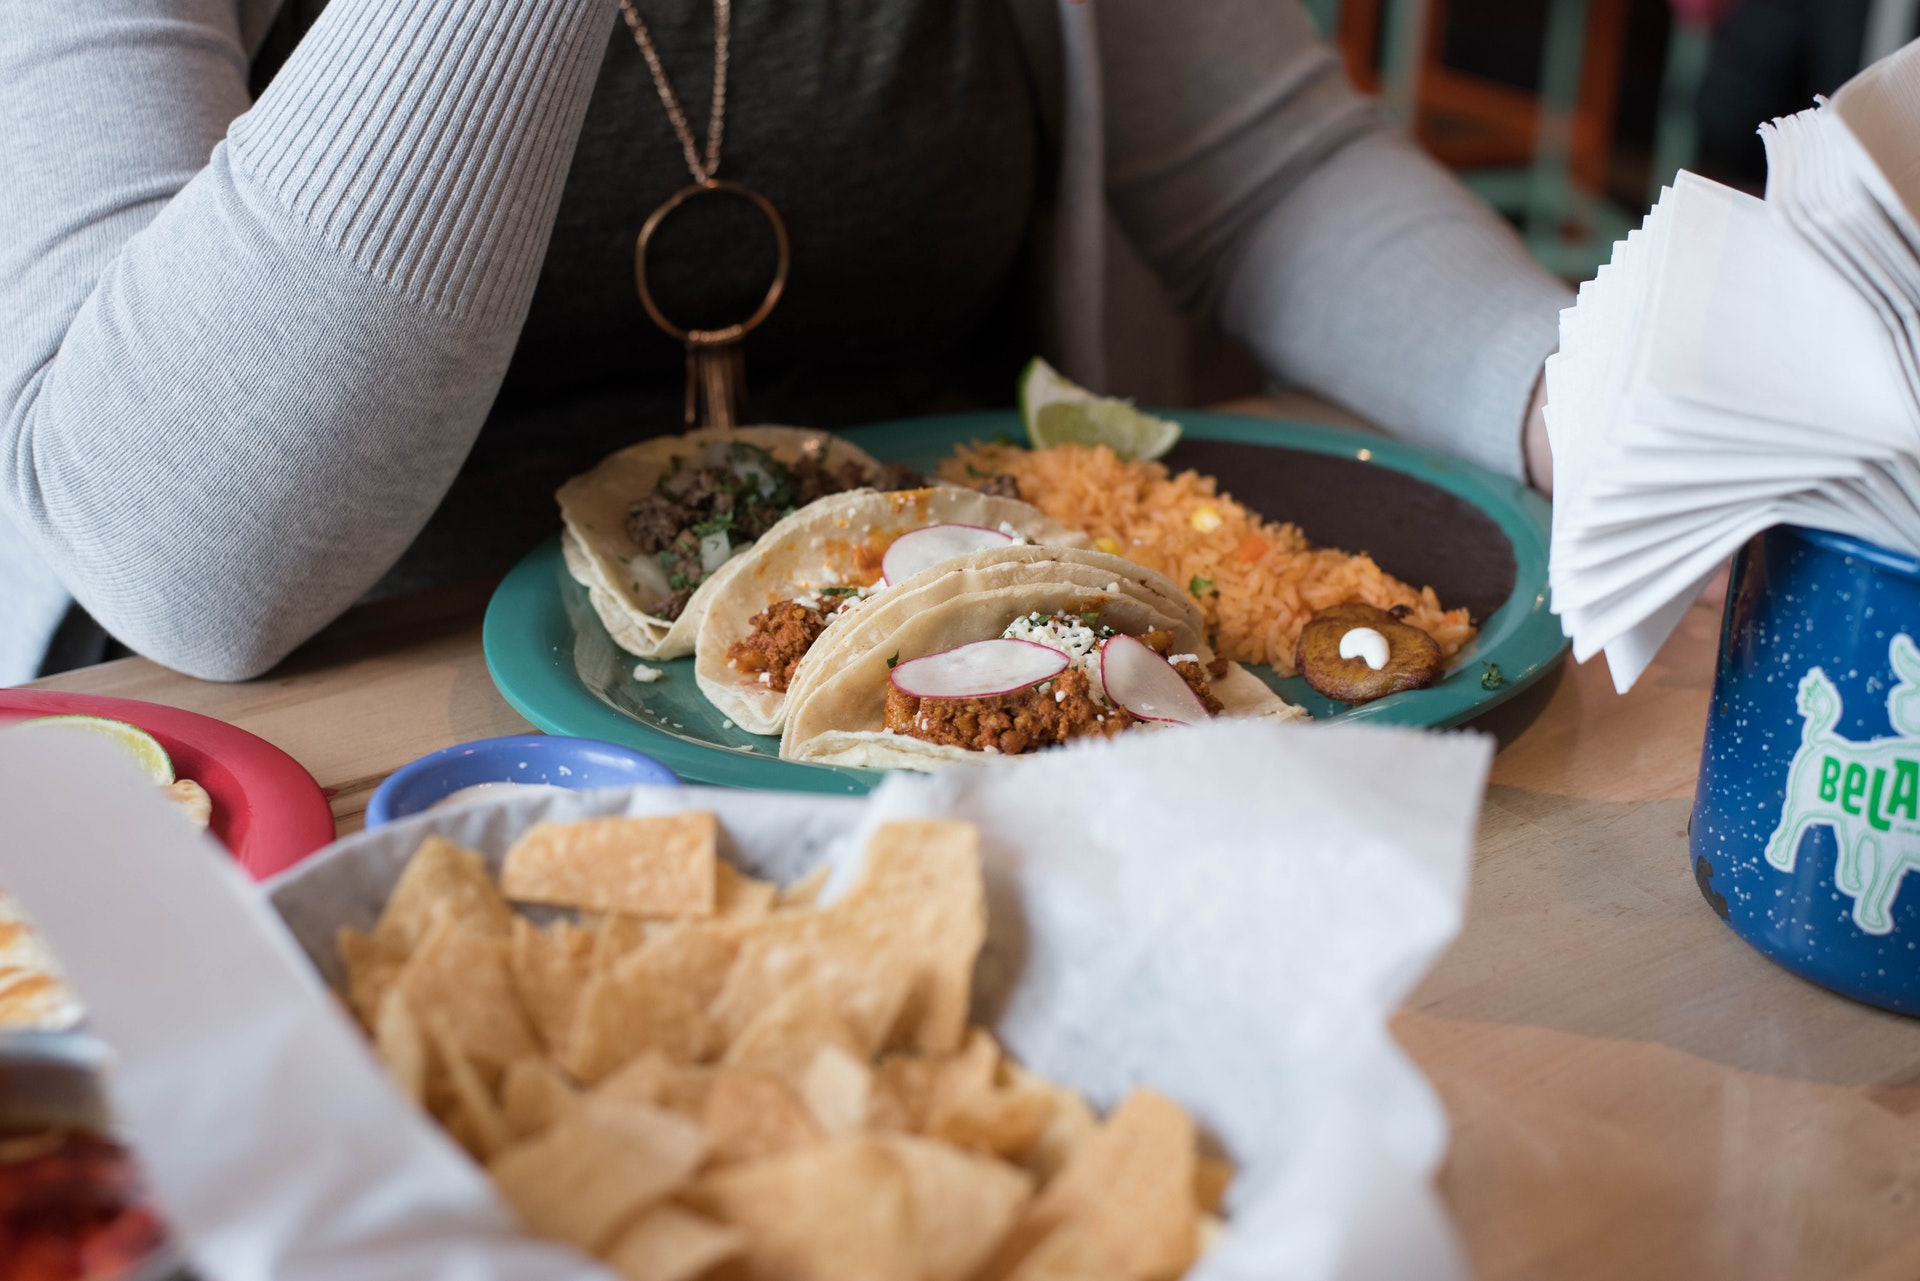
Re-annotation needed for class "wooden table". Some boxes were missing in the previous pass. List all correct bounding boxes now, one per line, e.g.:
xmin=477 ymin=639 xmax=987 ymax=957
xmin=27 ymin=431 xmax=1920 ymax=1281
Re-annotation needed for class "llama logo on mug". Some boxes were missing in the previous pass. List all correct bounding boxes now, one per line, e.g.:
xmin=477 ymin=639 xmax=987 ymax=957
xmin=1765 ymin=634 xmax=1920 ymax=934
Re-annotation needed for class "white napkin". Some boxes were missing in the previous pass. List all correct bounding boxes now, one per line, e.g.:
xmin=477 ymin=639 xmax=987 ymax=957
xmin=0 ymin=718 xmax=1493 ymax=1281
xmin=1545 ymin=38 xmax=1920 ymax=692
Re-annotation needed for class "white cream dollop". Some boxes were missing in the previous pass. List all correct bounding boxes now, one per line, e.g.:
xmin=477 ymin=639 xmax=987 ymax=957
xmin=1338 ymin=626 xmax=1391 ymax=671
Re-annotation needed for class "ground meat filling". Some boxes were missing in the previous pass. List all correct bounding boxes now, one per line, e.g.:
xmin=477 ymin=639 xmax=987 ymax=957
xmin=885 ymin=669 xmax=1129 ymax=756
xmin=726 ymin=602 xmax=830 ymax=692
xmin=885 ymin=629 xmax=1225 ymax=755
xmin=726 ymin=596 xmax=861 ymax=692
xmin=624 ymin=446 xmax=927 ymax=621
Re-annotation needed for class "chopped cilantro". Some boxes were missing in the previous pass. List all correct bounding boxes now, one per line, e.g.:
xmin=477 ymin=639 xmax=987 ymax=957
xmin=817 ymin=586 xmax=861 ymax=597
xmin=690 ymin=510 xmax=735 ymax=537
xmin=667 ymin=572 xmax=694 ymax=591
xmin=1079 ymin=611 xmax=1101 ymax=627
xmin=886 ymin=652 xmax=900 ymax=669
xmin=1480 ymin=662 xmax=1505 ymax=690
xmin=993 ymin=431 xmax=1016 ymax=446
xmin=1189 ymin=575 xmax=1215 ymax=597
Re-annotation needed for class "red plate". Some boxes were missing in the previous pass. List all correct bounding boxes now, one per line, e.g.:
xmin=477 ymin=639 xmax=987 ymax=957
xmin=0 ymin=690 xmax=335 ymax=881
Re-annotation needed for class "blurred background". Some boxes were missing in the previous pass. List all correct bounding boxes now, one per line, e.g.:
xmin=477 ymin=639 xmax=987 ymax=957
xmin=1319 ymin=0 xmax=1918 ymax=280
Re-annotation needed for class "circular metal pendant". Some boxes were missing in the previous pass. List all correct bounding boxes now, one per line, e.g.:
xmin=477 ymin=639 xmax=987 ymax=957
xmin=633 ymin=178 xmax=791 ymax=345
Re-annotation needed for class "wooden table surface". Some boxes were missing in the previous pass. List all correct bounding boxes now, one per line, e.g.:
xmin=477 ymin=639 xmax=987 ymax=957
xmin=27 ymin=411 xmax=1920 ymax=1280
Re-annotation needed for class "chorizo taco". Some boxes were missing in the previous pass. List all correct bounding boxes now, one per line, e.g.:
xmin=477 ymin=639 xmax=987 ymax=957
xmin=556 ymin=426 xmax=916 ymax=659
xmin=779 ymin=577 xmax=1305 ymax=771
xmin=692 ymin=488 xmax=1114 ymax=734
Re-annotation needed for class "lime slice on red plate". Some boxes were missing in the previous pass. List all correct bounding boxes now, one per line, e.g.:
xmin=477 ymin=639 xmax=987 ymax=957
xmin=1017 ymin=357 xmax=1182 ymax=462
xmin=16 ymin=714 xmax=176 ymax=785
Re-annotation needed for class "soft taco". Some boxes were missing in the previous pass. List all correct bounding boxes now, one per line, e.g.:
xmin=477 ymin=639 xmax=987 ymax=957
xmin=780 ymin=577 xmax=1306 ymax=771
xmin=693 ymin=488 xmax=1111 ymax=734
xmin=556 ymin=426 xmax=920 ymax=659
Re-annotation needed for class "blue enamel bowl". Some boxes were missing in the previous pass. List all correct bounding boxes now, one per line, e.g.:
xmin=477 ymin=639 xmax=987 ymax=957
xmin=1690 ymin=525 xmax=1920 ymax=1015
xmin=365 ymin=734 xmax=679 ymax=828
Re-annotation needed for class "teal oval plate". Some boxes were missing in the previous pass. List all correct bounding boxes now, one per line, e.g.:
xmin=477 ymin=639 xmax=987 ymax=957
xmin=483 ymin=411 xmax=1566 ymax=793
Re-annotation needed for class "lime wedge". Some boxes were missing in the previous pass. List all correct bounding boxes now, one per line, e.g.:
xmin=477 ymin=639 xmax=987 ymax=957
xmin=16 ymin=714 xmax=175 ymax=785
xmin=1017 ymin=357 xmax=1181 ymax=461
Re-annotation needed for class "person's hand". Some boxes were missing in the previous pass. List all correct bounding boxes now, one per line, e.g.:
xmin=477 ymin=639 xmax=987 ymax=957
xmin=1524 ymin=372 xmax=1553 ymax=496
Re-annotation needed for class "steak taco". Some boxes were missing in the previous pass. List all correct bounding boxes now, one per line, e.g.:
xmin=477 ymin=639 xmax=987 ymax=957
xmin=692 ymin=488 xmax=1111 ymax=734
xmin=779 ymin=578 xmax=1305 ymax=771
xmin=557 ymin=426 xmax=921 ymax=659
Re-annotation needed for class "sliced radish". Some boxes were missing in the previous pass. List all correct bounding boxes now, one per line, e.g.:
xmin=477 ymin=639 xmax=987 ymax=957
xmin=890 ymin=639 xmax=1068 ymax=700
xmin=881 ymin=524 xmax=1014 ymax=586
xmin=1100 ymin=634 xmax=1210 ymax=724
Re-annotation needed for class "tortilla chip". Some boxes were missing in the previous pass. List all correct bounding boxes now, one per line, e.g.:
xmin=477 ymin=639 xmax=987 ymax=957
xmin=374 ymin=835 xmax=513 ymax=952
xmin=869 ymin=1054 xmax=940 ymax=1133
xmin=990 ymin=1089 xmax=1198 ymax=1281
xmin=721 ymin=976 xmax=872 ymax=1082
xmin=776 ymin=863 xmax=831 ymax=910
xmin=710 ymin=926 xmax=915 ymax=1060
xmin=878 ymin=1134 xmax=1033 ymax=1281
xmin=337 ymin=926 xmax=409 ymax=1027
xmin=501 ymin=1057 xmax=579 ymax=1140
xmin=928 ymin=1079 xmax=1056 ymax=1158
xmin=701 ymin=1069 xmax=825 ymax=1164
xmin=426 ymin=1014 xmax=512 ymax=1160
xmin=372 ymin=987 xmax=429 ymax=1105
xmin=999 ymin=1224 xmax=1120 ymax=1281
xmin=603 ymin=1204 xmax=746 ymax=1281
xmin=595 ymin=1050 xmax=717 ymax=1117
xmin=1194 ymin=1156 xmax=1233 ymax=1216
xmin=508 ymin=917 xmax=595 ymax=1055
xmin=489 ymin=1097 xmax=707 ymax=1252
xmin=1006 ymin=1068 xmax=1098 ymax=1182
xmin=502 ymin=814 xmax=718 ymax=917
xmin=398 ymin=921 xmax=539 ymax=1072
xmin=922 ymin=1029 xmax=998 ymax=1121
xmin=588 ymin=913 xmax=655 ymax=970
xmin=682 ymin=1138 xmax=917 ymax=1281
xmin=831 ymin=821 xmax=984 ymax=1055
xmin=716 ymin=860 xmax=778 ymax=921
xmin=798 ymin=1044 xmax=871 ymax=1137
xmin=563 ymin=924 xmax=736 ymax=1082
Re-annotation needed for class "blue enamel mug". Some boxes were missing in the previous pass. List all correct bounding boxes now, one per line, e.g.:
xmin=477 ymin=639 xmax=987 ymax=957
xmin=1690 ymin=524 xmax=1920 ymax=1015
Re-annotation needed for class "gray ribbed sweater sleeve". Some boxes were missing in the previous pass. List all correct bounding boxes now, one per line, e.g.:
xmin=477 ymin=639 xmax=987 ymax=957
xmin=0 ymin=0 xmax=613 ymax=681
xmin=1096 ymin=0 xmax=1571 ymax=479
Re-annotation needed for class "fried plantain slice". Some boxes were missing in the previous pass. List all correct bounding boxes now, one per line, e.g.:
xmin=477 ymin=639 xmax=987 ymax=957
xmin=1294 ymin=602 xmax=1443 ymax=705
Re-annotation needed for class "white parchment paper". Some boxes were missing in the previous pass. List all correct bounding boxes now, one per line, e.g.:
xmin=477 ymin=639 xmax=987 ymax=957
xmin=0 ymin=717 xmax=1490 ymax=1281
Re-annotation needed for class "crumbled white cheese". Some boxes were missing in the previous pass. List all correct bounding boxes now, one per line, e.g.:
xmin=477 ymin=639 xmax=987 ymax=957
xmin=1001 ymin=612 xmax=1110 ymax=702
xmin=996 ymin=521 xmax=1033 ymax=545
xmin=722 ymin=719 xmax=733 ymax=730
xmin=1105 ymin=581 xmax=1119 ymax=592
xmin=1168 ymin=653 xmax=1198 ymax=666
xmin=791 ymin=582 xmax=881 ymax=612
xmin=633 ymin=663 xmax=666 ymax=683
xmin=1055 ymin=689 xmax=1067 ymax=703
xmin=758 ymin=672 xmax=772 ymax=685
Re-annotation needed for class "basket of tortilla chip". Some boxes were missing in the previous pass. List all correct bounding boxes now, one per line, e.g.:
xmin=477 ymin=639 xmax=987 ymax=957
xmin=0 ymin=721 xmax=1489 ymax=1281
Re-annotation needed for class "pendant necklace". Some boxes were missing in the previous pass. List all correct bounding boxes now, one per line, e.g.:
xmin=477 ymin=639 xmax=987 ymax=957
xmin=620 ymin=0 xmax=790 ymax=429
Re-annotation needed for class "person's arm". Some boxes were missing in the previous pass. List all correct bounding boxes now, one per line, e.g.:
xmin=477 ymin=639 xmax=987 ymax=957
xmin=1093 ymin=0 xmax=1569 ymax=481
xmin=0 ymin=0 xmax=614 ymax=681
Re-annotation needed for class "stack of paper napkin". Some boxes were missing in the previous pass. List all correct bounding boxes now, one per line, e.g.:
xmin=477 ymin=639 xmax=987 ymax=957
xmin=1544 ymin=40 xmax=1920 ymax=691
